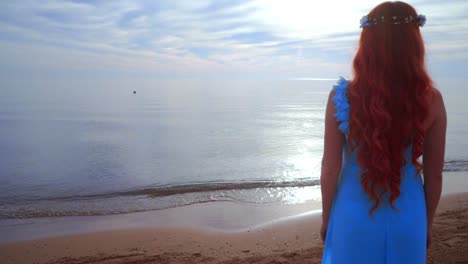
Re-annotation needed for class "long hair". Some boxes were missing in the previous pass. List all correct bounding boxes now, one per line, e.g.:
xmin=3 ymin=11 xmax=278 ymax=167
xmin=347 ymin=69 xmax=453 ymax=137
xmin=348 ymin=1 xmax=434 ymax=214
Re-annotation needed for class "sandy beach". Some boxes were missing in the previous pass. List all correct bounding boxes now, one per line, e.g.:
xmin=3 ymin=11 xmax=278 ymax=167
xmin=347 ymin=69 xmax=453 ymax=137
xmin=0 ymin=173 xmax=467 ymax=264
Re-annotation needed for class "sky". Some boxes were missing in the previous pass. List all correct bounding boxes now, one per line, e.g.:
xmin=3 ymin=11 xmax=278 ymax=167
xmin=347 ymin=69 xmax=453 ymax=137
xmin=0 ymin=0 xmax=467 ymax=82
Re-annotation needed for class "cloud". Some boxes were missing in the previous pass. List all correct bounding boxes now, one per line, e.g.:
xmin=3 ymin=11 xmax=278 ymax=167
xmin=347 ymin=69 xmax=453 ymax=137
xmin=0 ymin=0 xmax=467 ymax=79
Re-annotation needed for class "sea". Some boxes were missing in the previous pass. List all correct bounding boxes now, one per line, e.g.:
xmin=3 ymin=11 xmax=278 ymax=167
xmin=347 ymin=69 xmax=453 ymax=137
xmin=0 ymin=78 xmax=467 ymax=220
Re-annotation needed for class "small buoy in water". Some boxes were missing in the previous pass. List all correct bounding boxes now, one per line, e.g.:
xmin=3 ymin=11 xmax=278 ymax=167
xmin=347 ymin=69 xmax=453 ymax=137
xmin=133 ymin=91 xmax=136 ymax=94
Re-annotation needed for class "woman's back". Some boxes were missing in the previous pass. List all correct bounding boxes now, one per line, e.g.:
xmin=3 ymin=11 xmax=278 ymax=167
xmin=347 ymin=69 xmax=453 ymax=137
xmin=321 ymin=79 xmax=446 ymax=264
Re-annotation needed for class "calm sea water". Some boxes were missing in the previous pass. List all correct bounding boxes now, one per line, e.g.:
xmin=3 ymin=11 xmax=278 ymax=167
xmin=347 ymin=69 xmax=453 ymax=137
xmin=0 ymin=79 xmax=466 ymax=219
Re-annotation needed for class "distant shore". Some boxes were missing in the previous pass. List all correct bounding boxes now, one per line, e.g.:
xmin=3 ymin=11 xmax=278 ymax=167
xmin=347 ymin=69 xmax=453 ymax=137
xmin=0 ymin=172 xmax=467 ymax=264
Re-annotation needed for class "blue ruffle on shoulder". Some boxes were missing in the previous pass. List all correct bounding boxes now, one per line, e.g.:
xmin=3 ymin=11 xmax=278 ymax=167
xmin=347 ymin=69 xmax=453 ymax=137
xmin=332 ymin=77 xmax=350 ymax=135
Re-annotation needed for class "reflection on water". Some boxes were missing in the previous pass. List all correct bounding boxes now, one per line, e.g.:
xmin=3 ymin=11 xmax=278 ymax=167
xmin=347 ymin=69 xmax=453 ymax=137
xmin=0 ymin=79 xmax=466 ymax=219
xmin=0 ymin=80 xmax=329 ymax=201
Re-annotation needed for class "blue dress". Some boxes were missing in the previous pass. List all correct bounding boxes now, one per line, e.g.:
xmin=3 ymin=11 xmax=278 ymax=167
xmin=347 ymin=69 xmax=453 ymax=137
xmin=322 ymin=78 xmax=427 ymax=264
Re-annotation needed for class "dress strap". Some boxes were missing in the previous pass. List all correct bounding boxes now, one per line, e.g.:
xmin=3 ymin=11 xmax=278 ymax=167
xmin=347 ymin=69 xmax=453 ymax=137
xmin=332 ymin=77 xmax=350 ymax=135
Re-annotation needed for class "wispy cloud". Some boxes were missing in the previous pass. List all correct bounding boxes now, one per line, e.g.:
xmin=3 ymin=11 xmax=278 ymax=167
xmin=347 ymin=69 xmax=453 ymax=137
xmin=0 ymin=0 xmax=467 ymax=79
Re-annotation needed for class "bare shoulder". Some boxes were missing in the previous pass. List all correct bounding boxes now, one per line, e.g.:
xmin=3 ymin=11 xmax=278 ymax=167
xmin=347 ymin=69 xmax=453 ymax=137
xmin=430 ymin=87 xmax=444 ymax=106
xmin=429 ymin=87 xmax=446 ymax=116
xmin=426 ymin=87 xmax=447 ymax=130
xmin=328 ymin=88 xmax=337 ymax=100
xmin=326 ymin=89 xmax=337 ymax=111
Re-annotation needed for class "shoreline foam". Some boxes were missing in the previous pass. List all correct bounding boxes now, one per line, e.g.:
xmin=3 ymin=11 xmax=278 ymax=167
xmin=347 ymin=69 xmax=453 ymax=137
xmin=2 ymin=163 xmax=466 ymax=220
xmin=0 ymin=171 xmax=466 ymax=244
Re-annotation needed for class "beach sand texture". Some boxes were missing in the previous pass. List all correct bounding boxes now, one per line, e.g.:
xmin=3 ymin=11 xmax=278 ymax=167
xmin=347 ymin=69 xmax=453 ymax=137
xmin=0 ymin=192 xmax=467 ymax=264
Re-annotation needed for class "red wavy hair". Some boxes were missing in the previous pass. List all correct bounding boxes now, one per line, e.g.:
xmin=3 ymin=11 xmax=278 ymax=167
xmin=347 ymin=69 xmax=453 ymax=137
xmin=348 ymin=1 xmax=434 ymax=214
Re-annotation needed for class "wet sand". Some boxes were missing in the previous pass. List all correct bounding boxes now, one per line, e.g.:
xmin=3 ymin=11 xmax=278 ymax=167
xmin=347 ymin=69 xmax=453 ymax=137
xmin=0 ymin=172 xmax=467 ymax=264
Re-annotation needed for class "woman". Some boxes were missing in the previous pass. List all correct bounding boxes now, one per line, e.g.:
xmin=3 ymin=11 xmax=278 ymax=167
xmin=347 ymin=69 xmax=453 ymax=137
xmin=320 ymin=2 xmax=446 ymax=263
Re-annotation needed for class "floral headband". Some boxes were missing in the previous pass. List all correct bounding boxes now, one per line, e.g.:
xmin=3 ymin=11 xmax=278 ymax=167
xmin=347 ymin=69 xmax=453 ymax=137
xmin=360 ymin=14 xmax=426 ymax=28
